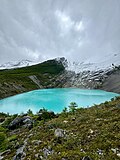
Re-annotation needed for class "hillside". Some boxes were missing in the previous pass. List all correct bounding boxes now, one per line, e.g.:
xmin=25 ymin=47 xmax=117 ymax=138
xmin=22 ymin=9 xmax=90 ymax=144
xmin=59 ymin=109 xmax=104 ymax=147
xmin=0 ymin=59 xmax=65 ymax=99
xmin=0 ymin=96 xmax=120 ymax=160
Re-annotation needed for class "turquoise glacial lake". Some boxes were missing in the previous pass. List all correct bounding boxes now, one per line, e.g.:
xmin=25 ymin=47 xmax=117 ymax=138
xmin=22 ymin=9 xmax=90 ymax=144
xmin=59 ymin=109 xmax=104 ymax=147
xmin=0 ymin=88 xmax=119 ymax=114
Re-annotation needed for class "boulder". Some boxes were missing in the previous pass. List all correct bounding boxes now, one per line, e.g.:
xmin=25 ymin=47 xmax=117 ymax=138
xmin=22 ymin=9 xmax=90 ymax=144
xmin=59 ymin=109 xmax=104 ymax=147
xmin=54 ymin=128 xmax=65 ymax=138
xmin=8 ymin=117 xmax=23 ymax=130
xmin=43 ymin=147 xmax=54 ymax=158
xmin=8 ymin=116 xmax=33 ymax=130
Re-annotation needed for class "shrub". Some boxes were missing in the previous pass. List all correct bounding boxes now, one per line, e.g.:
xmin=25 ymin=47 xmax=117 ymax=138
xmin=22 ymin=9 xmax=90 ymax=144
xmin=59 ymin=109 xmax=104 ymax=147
xmin=37 ymin=108 xmax=56 ymax=121
xmin=27 ymin=109 xmax=33 ymax=116
xmin=62 ymin=107 xmax=68 ymax=113
xmin=69 ymin=102 xmax=78 ymax=114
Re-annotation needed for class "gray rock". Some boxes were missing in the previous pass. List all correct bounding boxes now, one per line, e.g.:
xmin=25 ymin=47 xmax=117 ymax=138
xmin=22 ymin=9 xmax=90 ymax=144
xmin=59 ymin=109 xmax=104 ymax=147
xmin=32 ymin=140 xmax=42 ymax=145
xmin=35 ymin=153 xmax=39 ymax=158
xmin=0 ymin=149 xmax=11 ymax=160
xmin=43 ymin=147 xmax=54 ymax=158
xmin=27 ymin=133 xmax=33 ymax=138
xmin=23 ymin=118 xmax=31 ymax=124
xmin=13 ymin=138 xmax=28 ymax=160
xmin=0 ymin=149 xmax=11 ymax=157
xmin=8 ymin=117 xmax=23 ymax=130
xmin=8 ymin=116 xmax=33 ymax=130
xmin=111 ymin=148 xmax=119 ymax=154
xmin=13 ymin=146 xmax=25 ymax=160
xmin=111 ymin=148 xmax=120 ymax=157
xmin=54 ymin=128 xmax=65 ymax=138
xmin=117 ymin=153 xmax=120 ymax=157
xmin=97 ymin=149 xmax=103 ymax=155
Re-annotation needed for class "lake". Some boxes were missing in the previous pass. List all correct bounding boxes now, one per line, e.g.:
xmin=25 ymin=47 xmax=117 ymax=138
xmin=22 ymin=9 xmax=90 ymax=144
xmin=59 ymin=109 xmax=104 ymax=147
xmin=0 ymin=88 xmax=119 ymax=114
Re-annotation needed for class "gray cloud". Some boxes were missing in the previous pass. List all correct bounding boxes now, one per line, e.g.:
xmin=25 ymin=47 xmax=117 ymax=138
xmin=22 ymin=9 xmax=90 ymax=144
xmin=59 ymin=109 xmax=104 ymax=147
xmin=0 ymin=0 xmax=120 ymax=63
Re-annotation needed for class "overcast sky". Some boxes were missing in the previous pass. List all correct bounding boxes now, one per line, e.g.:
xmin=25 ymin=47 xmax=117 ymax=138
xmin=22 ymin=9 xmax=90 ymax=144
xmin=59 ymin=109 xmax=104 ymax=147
xmin=0 ymin=0 xmax=120 ymax=64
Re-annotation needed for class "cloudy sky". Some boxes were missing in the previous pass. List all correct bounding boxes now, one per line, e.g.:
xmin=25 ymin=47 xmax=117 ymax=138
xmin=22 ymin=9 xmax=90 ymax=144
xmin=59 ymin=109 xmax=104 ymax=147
xmin=0 ymin=0 xmax=120 ymax=64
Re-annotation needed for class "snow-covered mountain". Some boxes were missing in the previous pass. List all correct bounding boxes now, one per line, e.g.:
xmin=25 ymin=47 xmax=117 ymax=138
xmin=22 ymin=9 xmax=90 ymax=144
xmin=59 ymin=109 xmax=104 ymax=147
xmin=0 ymin=53 xmax=119 ymax=72
xmin=0 ymin=60 xmax=37 ymax=70
xmin=56 ymin=54 xmax=120 ymax=92
xmin=66 ymin=53 xmax=120 ymax=73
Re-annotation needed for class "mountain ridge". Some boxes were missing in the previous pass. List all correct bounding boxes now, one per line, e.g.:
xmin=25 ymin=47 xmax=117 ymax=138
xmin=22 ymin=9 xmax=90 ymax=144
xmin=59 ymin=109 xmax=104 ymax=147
xmin=0 ymin=57 xmax=119 ymax=99
xmin=0 ymin=53 xmax=120 ymax=72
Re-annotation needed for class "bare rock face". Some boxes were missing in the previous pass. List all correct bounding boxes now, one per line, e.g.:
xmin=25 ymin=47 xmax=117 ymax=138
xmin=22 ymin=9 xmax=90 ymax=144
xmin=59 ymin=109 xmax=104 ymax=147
xmin=29 ymin=75 xmax=43 ymax=88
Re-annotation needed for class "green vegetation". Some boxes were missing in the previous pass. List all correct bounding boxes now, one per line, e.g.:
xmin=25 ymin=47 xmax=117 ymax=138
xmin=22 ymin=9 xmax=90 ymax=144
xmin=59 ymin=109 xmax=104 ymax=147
xmin=0 ymin=96 xmax=120 ymax=159
xmin=68 ymin=102 xmax=78 ymax=114
xmin=0 ymin=59 xmax=65 ymax=99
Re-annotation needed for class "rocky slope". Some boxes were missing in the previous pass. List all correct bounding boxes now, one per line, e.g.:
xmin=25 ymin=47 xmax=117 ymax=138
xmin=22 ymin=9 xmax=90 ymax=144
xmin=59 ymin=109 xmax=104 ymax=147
xmin=58 ymin=56 xmax=120 ymax=93
xmin=61 ymin=66 xmax=120 ymax=93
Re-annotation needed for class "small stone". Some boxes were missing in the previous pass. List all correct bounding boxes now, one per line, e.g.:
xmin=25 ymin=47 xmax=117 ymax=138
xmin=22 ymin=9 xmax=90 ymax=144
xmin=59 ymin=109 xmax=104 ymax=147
xmin=32 ymin=140 xmax=42 ymax=145
xmin=95 ymin=118 xmax=101 ymax=121
xmin=72 ymin=117 xmax=76 ymax=121
xmin=82 ymin=156 xmax=92 ymax=160
xmin=97 ymin=149 xmax=103 ymax=155
xmin=54 ymin=128 xmax=65 ymax=138
xmin=27 ymin=133 xmax=33 ymax=138
xmin=43 ymin=147 xmax=54 ymax=158
xmin=35 ymin=153 xmax=39 ymax=158
xmin=63 ymin=120 xmax=68 ymax=123
xmin=111 ymin=148 xmax=116 ymax=153
xmin=40 ymin=156 xmax=43 ymax=159
xmin=89 ymin=129 xmax=94 ymax=134
xmin=13 ymin=145 xmax=26 ymax=160
xmin=117 ymin=153 xmax=120 ymax=157
xmin=111 ymin=148 xmax=118 ymax=154
xmin=80 ymin=149 xmax=85 ymax=153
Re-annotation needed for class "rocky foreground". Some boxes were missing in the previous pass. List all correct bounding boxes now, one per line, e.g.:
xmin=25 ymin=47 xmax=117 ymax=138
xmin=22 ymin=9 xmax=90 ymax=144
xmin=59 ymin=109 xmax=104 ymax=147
xmin=0 ymin=96 xmax=120 ymax=160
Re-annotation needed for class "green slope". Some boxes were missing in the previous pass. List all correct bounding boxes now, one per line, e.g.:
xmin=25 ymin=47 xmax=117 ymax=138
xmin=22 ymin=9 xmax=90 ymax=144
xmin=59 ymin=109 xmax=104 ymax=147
xmin=0 ymin=59 xmax=65 ymax=99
